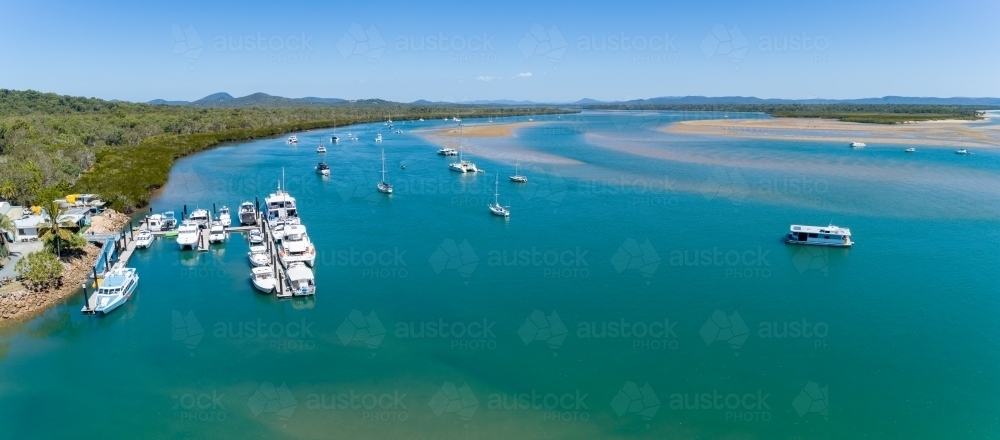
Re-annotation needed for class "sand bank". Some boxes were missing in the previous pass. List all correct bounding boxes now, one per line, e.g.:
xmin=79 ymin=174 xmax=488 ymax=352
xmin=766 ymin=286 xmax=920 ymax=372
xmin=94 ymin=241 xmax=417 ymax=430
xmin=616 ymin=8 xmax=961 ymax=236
xmin=665 ymin=117 xmax=1000 ymax=148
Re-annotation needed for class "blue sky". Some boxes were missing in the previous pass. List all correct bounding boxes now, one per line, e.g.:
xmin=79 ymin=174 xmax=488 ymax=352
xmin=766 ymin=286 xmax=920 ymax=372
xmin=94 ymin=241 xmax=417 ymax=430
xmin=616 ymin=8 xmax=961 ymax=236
xmin=1 ymin=0 xmax=998 ymax=102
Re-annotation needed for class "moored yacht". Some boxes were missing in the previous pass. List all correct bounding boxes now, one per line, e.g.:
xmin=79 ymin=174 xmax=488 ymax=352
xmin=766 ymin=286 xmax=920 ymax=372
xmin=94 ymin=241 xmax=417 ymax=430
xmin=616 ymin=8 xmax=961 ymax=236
xmin=905 ymin=148 xmax=916 ymax=153
xmin=265 ymin=178 xmax=300 ymax=227
xmin=134 ymin=229 xmax=154 ymax=248
xmin=161 ymin=211 xmax=178 ymax=230
xmin=849 ymin=142 xmax=866 ymax=148
xmin=317 ymin=145 xmax=327 ymax=153
xmin=438 ymin=147 xmax=458 ymax=156
xmin=375 ymin=133 xmax=383 ymax=142
xmin=176 ymin=221 xmax=200 ymax=250
xmin=189 ymin=209 xmax=211 ymax=229
xmin=278 ymin=224 xmax=317 ymax=267
xmin=248 ymin=228 xmax=264 ymax=244
xmin=218 ymin=206 xmax=232 ymax=227
xmin=147 ymin=214 xmax=165 ymax=231
xmin=785 ymin=224 xmax=853 ymax=247
xmin=251 ymin=266 xmax=277 ymax=294
xmin=208 ymin=222 xmax=226 ymax=244
xmin=238 ymin=201 xmax=256 ymax=226
xmin=287 ymin=135 xmax=298 ymax=144
xmin=248 ymin=245 xmax=270 ymax=267
xmin=377 ymin=147 xmax=392 ymax=194
xmin=331 ymin=135 xmax=339 ymax=143
xmin=956 ymin=149 xmax=970 ymax=155
xmin=91 ymin=263 xmax=139 ymax=315
xmin=285 ymin=262 xmax=316 ymax=296
xmin=448 ymin=126 xmax=481 ymax=173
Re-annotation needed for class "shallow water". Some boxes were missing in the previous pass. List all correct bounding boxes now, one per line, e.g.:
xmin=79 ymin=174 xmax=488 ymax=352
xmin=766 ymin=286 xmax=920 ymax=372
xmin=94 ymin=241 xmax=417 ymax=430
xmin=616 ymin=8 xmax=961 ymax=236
xmin=1 ymin=111 xmax=998 ymax=439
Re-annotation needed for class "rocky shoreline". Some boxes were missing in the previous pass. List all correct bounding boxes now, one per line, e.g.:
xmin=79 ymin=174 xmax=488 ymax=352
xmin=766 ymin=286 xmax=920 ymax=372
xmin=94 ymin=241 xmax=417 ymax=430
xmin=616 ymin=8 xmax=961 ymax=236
xmin=0 ymin=243 xmax=100 ymax=325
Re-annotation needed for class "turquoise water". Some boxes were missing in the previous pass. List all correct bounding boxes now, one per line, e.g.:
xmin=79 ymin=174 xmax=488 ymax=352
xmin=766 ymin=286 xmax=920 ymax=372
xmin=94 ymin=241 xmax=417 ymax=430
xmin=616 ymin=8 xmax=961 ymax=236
xmin=1 ymin=111 xmax=998 ymax=439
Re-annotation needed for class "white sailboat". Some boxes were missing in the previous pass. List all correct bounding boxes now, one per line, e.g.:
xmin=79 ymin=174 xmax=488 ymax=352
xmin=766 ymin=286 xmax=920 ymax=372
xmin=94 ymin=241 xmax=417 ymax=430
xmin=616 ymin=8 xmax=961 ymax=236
xmin=488 ymin=173 xmax=510 ymax=217
xmin=449 ymin=126 xmax=482 ymax=173
xmin=509 ymin=159 xmax=528 ymax=183
xmin=377 ymin=147 xmax=393 ymax=194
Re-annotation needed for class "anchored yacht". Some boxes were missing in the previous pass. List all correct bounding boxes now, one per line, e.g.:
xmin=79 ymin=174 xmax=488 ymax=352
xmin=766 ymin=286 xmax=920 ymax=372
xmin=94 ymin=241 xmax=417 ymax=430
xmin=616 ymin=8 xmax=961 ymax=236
xmin=317 ymin=145 xmax=327 ymax=153
xmin=438 ymin=147 xmax=458 ymax=156
xmin=849 ymin=142 xmax=866 ymax=148
xmin=377 ymin=147 xmax=392 ymax=194
xmin=287 ymin=135 xmax=298 ymax=144
xmin=316 ymin=161 xmax=331 ymax=176
xmin=785 ymin=224 xmax=853 ymax=247
xmin=488 ymin=173 xmax=510 ymax=217
xmin=265 ymin=177 xmax=300 ymax=227
xmin=509 ymin=160 xmax=528 ymax=183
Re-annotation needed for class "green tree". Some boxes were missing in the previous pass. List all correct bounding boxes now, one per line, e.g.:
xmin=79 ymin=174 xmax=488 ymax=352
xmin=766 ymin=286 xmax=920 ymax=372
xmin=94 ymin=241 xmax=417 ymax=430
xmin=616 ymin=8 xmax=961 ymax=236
xmin=0 ymin=214 xmax=13 ymax=259
xmin=36 ymin=200 xmax=74 ymax=258
xmin=14 ymin=250 xmax=63 ymax=288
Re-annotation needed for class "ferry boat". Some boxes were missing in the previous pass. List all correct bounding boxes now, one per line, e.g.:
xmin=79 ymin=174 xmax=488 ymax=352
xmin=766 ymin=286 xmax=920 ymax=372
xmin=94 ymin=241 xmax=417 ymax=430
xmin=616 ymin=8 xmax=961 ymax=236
xmin=176 ymin=221 xmax=200 ymax=250
xmin=91 ymin=263 xmax=139 ymax=315
xmin=251 ymin=266 xmax=276 ymax=293
xmin=785 ymin=224 xmax=853 ymax=247
xmin=287 ymin=135 xmax=298 ymax=144
xmin=849 ymin=142 xmax=866 ymax=148
xmin=218 ymin=206 xmax=232 ymax=227
xmin=278 ymin=224 xmax=316 ymax=267
xmin=134 ymin=229 xmax=154 ymax=248
xmin=238 ymin=202 xmax=256 ymax=226
xmin=189 ymin=209 xmax=211 ymax=229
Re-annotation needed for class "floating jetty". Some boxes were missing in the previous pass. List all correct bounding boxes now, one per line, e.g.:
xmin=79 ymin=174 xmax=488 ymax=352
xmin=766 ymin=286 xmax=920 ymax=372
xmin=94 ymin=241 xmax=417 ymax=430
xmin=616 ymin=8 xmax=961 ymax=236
xmin=81 ymin=224 xmax=139 ymax=314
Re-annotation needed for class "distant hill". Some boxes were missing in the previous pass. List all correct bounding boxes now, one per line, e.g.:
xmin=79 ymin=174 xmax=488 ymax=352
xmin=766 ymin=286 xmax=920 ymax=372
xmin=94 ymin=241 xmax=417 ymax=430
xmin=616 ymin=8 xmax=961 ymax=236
xmin=147 ymin=93 xmax=1000 ymax=108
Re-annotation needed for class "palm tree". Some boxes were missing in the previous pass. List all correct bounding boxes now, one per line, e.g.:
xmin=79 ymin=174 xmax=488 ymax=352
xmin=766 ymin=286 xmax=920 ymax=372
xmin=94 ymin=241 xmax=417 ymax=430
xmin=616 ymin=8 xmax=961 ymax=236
xmin=0 ymin=214 xmax=14 ymax=259
xmin=36 ymin=201 xmax=73 ymax=259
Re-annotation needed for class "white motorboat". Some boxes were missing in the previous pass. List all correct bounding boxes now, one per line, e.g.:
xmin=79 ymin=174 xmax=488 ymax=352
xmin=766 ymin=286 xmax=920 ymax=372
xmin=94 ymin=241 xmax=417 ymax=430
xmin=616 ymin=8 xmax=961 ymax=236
xmin=488 ymin=173 xmax=510 ymax=217
xmin=377 ymin=147 xmax=392 ymax=194
xmin=92 ymin=263 xmax=139 ymax=314
xmin=395 ymin=130 xmax=402 ymax=134
xmin=419 ymin=118 xmax=424 ymax=121
xmin=509 ymin=160 xmax=528 ymax=183
xmin=208 ymin=222 xmax=226 ymax=244
xmin=238 ymin=201 xmax=256 ymax=226
xmin=161 ymin=211 xmax=178 ymax=230
xmin=287 ymin=135 xmax=298 ymax=144
xmin=785 ymin=224 xmax=853 ymax=247
xmin=265 ymin=175 xmax=300 ymax=227
xmin=438 ymin=147 xmax=458 ymax=156
xmin=189 ymin=209 xmax=211 ymax=229
xmin=218 ymin=206 xmax=232 ymax=227
xmin=317 ymin=145 xmax=327 ymax=153
xmin=316 ymin=162 xmax=330 ymax=176
xmin=146 ymin=214 xmax=165 ymax=231
xmin=375 ymin=133 xmax=383 ymax=142
xmin=251 ymin=266 xmax=277 ymax=294
xmin=956 ymin=149 xmax=970 ymax=155
xmin=285 ymin=262 xmax=316 ymax=296
xmin=331 ymin=135 xmax=339 ymax=143
xmin=248 ymin=245 xmax=270 ymax=267
xmin=134 ymin=229 xmax=154 ymax=248
xmin=272 ymin=223 xmax=287 ymax=242
xmin=279 ymin=224 xmax=316 ymax=267
xmin=176 ymin=221 xmax=200 ymax=250
xmin=248 ymin=229 xmax=264 ymax=244
xmin=905 ymin=148 xmax=916 ymax=153
xmin=849 ymin=142 xmax=866 ymax=148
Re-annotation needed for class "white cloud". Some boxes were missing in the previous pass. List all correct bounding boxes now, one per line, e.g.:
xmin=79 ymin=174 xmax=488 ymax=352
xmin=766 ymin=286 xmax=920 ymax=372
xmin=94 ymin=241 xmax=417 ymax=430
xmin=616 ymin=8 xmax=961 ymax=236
xmin=517 ymin=72 xmax=532 ymax=78
xmin=476 ymin=76 xmax=497 ymax=82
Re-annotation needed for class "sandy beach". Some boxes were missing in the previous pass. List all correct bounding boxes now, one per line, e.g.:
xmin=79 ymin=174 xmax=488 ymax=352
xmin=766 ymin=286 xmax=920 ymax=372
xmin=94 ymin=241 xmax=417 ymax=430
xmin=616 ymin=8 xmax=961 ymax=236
xmin=414 ymin=121 xmax=584 ymax=165
xmin=665 ymin=117 xmax=1000 ymax=148
xmin=414 ymin=121 xmax=536 ymax=139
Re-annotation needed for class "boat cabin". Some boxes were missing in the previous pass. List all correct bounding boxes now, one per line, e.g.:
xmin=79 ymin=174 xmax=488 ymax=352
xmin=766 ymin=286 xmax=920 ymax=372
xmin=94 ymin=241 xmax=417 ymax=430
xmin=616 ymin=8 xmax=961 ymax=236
xmin=785 ymin=224 xmax=853 ymax=247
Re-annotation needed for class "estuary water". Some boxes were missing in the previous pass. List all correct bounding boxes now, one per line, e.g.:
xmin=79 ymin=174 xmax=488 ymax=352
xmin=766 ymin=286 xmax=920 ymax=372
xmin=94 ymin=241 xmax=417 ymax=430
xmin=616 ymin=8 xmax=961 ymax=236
xmin=1 ymin=111 xmax=998 ymax=439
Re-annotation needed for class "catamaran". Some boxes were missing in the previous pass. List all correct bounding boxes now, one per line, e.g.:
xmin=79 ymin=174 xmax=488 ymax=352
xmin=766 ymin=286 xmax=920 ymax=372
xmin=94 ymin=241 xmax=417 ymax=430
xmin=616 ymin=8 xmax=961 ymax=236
xmin=510 ymin=159 xmax=528 ymax=183
xmin=278 ymin=224 xmax=316 ymax=267
xmin=91 ymin=263 xmax=139 ymax=315
xmin=377 ymin=147 xmax=393 ymax=194
xmin=488 ymin=173 xmax=510 ymax=217
xmin=238 ymin=201 xmax=257 ymax=226
xmin=176 ymin=221 xmax=199 ymax=250
xmin=785 ymin=224 xmax=853 ymax=247
xmin=449 ymin=126 xmax=482 ymax=173
xmin=317 ymin=145 xmax=327 ymax=153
